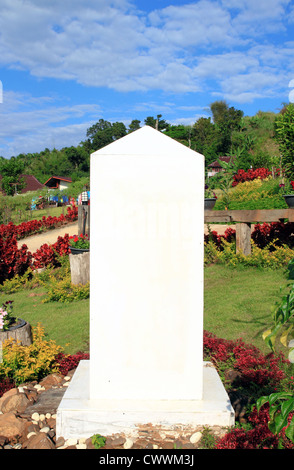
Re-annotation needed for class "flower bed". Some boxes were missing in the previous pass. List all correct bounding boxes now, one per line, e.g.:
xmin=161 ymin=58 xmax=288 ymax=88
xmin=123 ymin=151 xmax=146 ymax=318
xmin=0 ymin=204 xmax=77 ymax=240
xmin=232 ymin=168 xmax=272 ymax=187
xmin=0 ymin=205 xmax=78 ymax=284
xmin=203 ymin=331 xmax=294 ymax=449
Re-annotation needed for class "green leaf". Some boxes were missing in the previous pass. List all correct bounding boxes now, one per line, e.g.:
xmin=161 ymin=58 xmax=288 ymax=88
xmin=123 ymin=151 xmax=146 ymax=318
xmin=281 ymin=397 xmax=294 ymax=418
xmin=285 ymin=417 xmax=294 ymax=443
xmin=273 ymin=412 xmax=289 ymax=435
xmin=256 ymin=395 xmax=269 ymax=412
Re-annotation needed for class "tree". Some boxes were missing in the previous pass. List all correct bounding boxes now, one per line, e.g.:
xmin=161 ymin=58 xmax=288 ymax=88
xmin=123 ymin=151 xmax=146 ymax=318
xmin=0 ymin=158 xmax=25 ymax=195
xmin=144 ymin=114 xmax=169 ymax=132
xmin=63 ymin=146 xmax=85 ymax=170
xmin=128 ymin=120 xmax=141 ymax=133
xmin=192 ymin=117 xmax=218 ymax=162
xmin=164 ymin=125 xmax=191 ymax=145
xmin=274 ymin=103 xmax=294 ymax=177
xmin=209 ymin=100 xmax=244 ymax=156
xmin=83 ymin=119 xmax=127 ymax=151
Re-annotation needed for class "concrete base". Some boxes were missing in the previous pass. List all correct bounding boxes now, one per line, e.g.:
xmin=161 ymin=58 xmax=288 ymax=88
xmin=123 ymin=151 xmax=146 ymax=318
xmin=56 ymin=360 xmax=235 ymax=440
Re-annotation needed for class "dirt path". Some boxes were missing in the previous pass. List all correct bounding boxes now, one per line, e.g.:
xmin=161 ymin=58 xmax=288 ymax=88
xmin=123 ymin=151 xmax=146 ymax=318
xmin=17 ymin=222 xmax=235 ymax=253
xmin=17 ymin=222 xmax=79 ymax=253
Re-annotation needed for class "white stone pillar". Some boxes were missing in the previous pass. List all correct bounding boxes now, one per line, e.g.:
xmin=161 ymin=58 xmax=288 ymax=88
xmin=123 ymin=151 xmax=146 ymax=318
xmin=89 ymin=126 xmax=204 ymax=401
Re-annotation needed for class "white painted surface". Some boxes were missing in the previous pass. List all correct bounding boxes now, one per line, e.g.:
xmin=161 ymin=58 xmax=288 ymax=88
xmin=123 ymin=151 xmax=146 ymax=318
xmin=89 ymin=126 xmax=204 ymax=401
xmin=56 ymin=361 xmax=235 ymax=439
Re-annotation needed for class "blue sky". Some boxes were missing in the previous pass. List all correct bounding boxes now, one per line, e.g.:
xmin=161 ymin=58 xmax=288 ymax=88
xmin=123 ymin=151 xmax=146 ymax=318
xmin=0 ymin=0 xmax=294 ymax=158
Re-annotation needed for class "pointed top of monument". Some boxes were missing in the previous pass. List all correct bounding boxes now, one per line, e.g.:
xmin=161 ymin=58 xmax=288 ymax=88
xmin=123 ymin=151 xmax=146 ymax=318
xmin=91 ymin=125 xmax=204 ymax=159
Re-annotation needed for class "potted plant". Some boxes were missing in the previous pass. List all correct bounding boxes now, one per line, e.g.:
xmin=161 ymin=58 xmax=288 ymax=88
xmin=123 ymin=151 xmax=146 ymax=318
xmin=0 ymin=301 xmax=17 ymax=331
xmin=0 ymin=301 xmax=32 ymax=346
xmin=69 ymin=233 xmax=90 ymax=255
xmin=204 ymin=184 xmax=217 ymax=210
xmin=280 ymin=180 xmax=294 ymax=208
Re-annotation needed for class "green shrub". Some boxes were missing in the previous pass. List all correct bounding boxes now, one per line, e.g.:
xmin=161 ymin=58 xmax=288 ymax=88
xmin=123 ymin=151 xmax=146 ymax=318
xmin=204 ymin=239 xmax=294 ymax=269
xmin=0 ymin=324 xmax=63 ymax=385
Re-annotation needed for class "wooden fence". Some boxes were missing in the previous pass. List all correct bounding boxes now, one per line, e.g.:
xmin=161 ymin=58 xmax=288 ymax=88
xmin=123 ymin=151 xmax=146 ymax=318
xmin=204 ymin=209 xmax=294 ymax=255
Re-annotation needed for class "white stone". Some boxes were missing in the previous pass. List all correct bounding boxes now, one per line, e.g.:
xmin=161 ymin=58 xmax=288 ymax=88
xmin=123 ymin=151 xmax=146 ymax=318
xmin=65 ymin=438 xmax=78 ymax=447
xmin=76 ymin=443 xmax=87 ymax=449
xmin=27 ymin=432 xmax=37 ymax=439
xmin=190 ymin=431 xmax=202 ymax=444
xmin=64 ymin=376 xmax=71 ymax=381
xmin=78 ymin=437 xmax=87 ymax=444
xmin=31 ymin=412 xmax=40 ymax=421
xmin=56 ymin=360 xmax=235 ymax=440
xmin=56 ymin=126 xmax=235 ymax=441
xmin=39 ymin=413 xmax=46 ymax=421
xmin=123 ymin=438 xmax=133 ymax=449
xmin=34 ymin=384 xmax=44 ymax=391
xmin=18 ymin=387 xmax=25 ymax=394
xmin=45 ymin=413 xmax=51 ymax=419
xmin=89 ymin=126 xmax=204 ymax=401
xmin=40 ymin=427 xmax=50 ymax=433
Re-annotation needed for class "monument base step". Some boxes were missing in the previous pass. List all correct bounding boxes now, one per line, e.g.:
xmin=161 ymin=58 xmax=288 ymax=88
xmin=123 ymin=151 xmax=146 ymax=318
xmin=56 ymin=360 xmax=235 ymax=440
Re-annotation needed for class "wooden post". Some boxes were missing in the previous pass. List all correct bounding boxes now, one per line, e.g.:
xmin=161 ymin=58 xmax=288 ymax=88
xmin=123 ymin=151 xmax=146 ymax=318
xmin=236 ymin=223 xmax=251 ymax=256
xmin=78 ymin=205 xmax=90 ymax=237
xmin=69 ymin=252 xmax=90 ymax=285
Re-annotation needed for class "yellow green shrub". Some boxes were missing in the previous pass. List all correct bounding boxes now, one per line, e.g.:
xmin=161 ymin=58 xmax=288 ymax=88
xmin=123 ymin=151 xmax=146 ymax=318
xmin=0 ymin=323 xmax=63 ymax=385
xmin=42 ymin=275 xmax=90 ymax=303
xmin=204 ymin=239 xmax=294 ymax=269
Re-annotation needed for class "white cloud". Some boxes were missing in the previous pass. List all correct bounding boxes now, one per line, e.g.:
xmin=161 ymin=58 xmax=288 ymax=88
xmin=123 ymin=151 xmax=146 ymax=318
xmin=0 ymin=0 xmax=291 ymax=97
xmin=0 ymin=90 xmax=101 ymax=157
xmin=0 ymin=0 xmax=294 ymax=157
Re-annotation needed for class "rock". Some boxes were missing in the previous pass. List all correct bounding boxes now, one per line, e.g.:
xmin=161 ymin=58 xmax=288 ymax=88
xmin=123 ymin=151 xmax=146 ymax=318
xmin=0 ymin=435 xmax=8 ymax=447
xmin=31 ymin=412 xmax=40 ymax=422
xmin=40 ymin=426 xmax=50 ymax=433
xmin=76 ymin=443 xmax=87 ymax=449
xmin=1 ymin=392 xmax=29 ymax=414
xmin=26 ymin=432 xmax=55 ymax=449
xmin=55 ymin=436 xmax=65 ymax=448
xmin=190 ymin=431 xmax=202 ymax=444
xmin=0 ymin=388 xmax=18 ymax=412
xmin=65 ymin=438 xmax=78 ymax=447
xmin=0 ymin=412 xmax=26 ymax=439
xmin=123 ymin=438 xmax=133 ymax=449
xmin=39 ymin=374 xmax=64 ymax=390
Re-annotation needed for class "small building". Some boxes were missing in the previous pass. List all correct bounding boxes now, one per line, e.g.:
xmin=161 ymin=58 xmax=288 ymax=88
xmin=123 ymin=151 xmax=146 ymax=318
xmin=44 ymin=176 xmax=72 ymax=191
xmin=207 ymin=156 xmax=234 ymax=177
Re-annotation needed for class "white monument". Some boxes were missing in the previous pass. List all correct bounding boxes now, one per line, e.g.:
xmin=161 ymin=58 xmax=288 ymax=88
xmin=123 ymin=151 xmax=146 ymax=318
xmin=56 ymin=126 xmax=234 ymax=439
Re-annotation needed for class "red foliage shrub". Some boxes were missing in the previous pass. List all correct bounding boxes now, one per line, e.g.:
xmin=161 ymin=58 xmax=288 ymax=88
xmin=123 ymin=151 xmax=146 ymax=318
xmin=0 ymin=235 xmax=33 ymax=284
xmin=0 ymin=377 xmax=15 ymax=398
xmin=0 ymin=204 xmax=78 ymax=241
xmin=33 ymin=234 xmax=70 ymax=269
xmin=251 ymin=221 xmax=294 ymax=249
xmin=55 ymin=352 xmax=89 ymax=376
xmin=232 ymin=168 xmax=271 ymax=187
xmin=204 ymin=331 xmax=287 ymax=389
xmin=204 ymin=227 xmax=236 ymax=248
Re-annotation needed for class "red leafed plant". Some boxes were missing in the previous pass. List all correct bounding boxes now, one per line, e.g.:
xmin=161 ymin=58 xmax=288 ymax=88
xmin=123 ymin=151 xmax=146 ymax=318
xmin=232 ymin=168 xmax=272 ymax=187
xmin=33 ymin=234 xmax=70 ymax=269
xmin=0 ymin=235 xmax=33 ymax=284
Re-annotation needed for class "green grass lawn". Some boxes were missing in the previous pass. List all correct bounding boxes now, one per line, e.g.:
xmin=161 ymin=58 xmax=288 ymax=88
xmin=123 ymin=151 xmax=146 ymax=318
xmin=204 ymin=264 xmax=289 ymax=354
xmin=0 ymin=263 xmax=289 ymax=357
xmin=0 ymin=286 xmax=89 ymax=355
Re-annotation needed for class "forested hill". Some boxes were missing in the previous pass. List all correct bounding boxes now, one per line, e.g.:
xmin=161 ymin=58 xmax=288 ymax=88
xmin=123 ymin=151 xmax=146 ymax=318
xmin=0 ymin=100 xmax=287 ymax=191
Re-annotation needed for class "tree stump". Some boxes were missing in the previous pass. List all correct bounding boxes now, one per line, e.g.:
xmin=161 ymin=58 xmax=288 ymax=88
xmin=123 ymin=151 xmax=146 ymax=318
xmin=0 ymin=320 xmax=33 ymax=349
xmin=69 ymin=252 xmax=90 ymax=285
